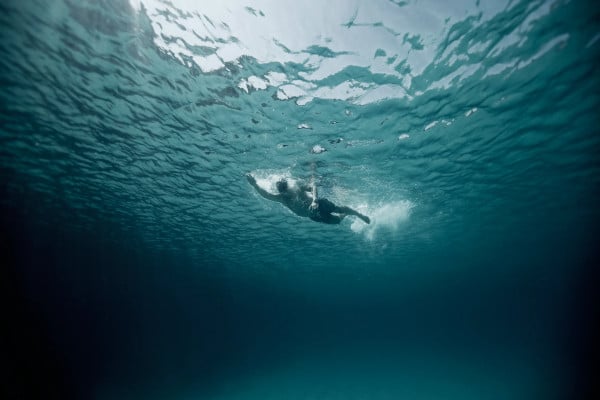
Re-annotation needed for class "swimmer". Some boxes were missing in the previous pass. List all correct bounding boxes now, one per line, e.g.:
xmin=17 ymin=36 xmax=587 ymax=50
xmin=246 ymin=174 xmax=370 ymax=224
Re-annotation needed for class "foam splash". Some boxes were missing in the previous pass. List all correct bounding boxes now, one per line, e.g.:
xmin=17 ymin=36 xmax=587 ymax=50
xmin=350 ymin=200 xmax=413 ymax=241
xmin=251 ymin=169 xmax=296 ymax=194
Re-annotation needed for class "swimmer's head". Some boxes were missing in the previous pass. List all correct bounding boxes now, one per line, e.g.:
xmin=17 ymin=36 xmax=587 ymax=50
xmin=276 ymin=179 xmax=288 ymax=193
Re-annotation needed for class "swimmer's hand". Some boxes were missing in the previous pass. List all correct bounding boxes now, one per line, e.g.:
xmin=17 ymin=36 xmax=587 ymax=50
xmin=309 ymin=201 xmax=318 ymax=211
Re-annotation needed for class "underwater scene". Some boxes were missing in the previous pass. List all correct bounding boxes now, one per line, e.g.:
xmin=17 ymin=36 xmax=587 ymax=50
xmin=2 ymin=0 xmax=599 ymax=399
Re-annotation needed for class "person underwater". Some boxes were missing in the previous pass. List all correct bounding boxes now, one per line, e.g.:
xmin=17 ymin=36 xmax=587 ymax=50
xmin=246 ymin=174 xmax=370 ymax=225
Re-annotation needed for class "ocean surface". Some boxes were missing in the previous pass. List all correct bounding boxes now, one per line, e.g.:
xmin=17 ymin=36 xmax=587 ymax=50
xmin=2 ymin=0 xmax=599 ymax=399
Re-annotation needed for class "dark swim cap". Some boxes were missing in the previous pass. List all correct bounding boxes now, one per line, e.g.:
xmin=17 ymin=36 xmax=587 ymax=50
xmin=276 ymin=179 xmax=288 ymax=192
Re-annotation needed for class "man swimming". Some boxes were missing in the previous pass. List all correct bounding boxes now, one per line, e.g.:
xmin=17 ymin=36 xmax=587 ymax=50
xmin=246 ymin=174 xmax=370 ymax=224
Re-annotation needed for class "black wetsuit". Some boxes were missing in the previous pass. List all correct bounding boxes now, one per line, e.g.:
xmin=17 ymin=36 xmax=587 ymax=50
xmin=309 ymin=198 xmax=342 ymax=224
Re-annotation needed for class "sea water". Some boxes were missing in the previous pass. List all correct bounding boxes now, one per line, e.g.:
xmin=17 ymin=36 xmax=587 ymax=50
xmin=1 ymin=0 xmax=599 ymax=399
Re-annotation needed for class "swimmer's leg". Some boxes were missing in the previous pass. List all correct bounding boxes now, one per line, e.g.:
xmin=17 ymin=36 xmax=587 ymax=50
xmin=334 ymin=205 xmax=370 ymax=224
xmin=321 ymin=213 xmax=344 ymax=224
xmin=309 ymin=214 xmax=343 ymax=224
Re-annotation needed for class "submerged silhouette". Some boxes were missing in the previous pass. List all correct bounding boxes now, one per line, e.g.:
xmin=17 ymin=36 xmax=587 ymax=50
xmin=247 ymin=174 xmax=370 ymax=225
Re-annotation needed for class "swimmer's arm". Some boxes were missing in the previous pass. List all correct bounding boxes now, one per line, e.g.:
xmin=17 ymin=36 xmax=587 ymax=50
xmin=309 ymin=181 xmax=318 ymax=209
xmin=246 ymin=174 xmax=281 ymax=202
xmin=299 ymin=180 xmax=318 ymax=199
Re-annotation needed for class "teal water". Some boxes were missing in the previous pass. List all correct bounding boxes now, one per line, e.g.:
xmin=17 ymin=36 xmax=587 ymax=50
xmin=2 ymin=0 xmax=599 ymax=399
